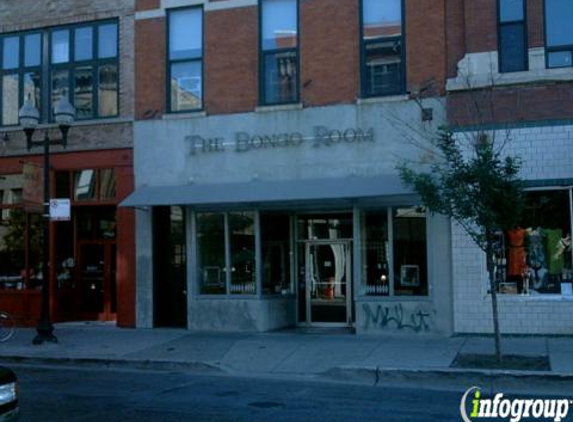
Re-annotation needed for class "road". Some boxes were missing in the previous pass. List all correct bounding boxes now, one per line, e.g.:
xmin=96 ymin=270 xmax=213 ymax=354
xmin=9 ymin=365 xmax=546 ymax=421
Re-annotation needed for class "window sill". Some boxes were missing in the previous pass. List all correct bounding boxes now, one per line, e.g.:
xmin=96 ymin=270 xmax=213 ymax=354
xmin=484 ymin=293 xmax=573 ymax=302
xmin=162 ymin=111 xmax=207 ymax=120
xmin=356 ymin=94 xmax=409 ymax=105
xmin=356 ymin=295 xmax=432 ymax=302
xmin=255 ymin=103 xmax=303 ymax=113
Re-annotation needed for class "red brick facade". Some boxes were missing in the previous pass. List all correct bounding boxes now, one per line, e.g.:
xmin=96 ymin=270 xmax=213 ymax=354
xmin=204 ymin=6 xmax=259 ymax=114
xmin=300 ymin=0 xmax=359 ymax=106
xmin=135 ymin=18 xmax=166 ymax=119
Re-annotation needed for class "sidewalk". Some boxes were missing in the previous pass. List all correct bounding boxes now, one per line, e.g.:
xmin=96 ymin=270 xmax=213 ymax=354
xmin=2 ymin=323 xmax=573 ymax=393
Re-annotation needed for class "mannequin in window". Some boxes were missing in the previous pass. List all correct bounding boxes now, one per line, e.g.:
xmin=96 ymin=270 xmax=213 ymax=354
xmin=526 ymin=227 xmax=547 ymax=290
xmin=507 ymin=227 xmax=527 ymax=280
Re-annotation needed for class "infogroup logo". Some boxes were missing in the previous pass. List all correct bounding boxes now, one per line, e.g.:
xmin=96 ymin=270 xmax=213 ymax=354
xmin=460 ymin=387 xmax=571 ymax=422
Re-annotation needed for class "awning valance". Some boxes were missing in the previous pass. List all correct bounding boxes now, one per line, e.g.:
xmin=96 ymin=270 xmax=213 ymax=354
xmin=120 ymin=175 xmax=413 ymax=208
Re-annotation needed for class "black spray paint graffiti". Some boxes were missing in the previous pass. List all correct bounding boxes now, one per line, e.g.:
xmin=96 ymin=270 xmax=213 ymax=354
xmin=362 ymin=303 xmax=431 ymax=333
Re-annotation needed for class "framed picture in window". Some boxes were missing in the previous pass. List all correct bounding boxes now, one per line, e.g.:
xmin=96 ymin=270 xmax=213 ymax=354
xmin=400 ymin=265 xmax=420 ymax=287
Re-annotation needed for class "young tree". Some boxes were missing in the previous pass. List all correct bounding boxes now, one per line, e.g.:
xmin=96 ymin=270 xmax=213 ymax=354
xmin=398 ymin=129 xmax=524 ymax=362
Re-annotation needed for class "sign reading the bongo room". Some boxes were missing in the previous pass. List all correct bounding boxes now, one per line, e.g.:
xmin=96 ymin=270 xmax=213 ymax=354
xmin=185 ymin=126 xmax=375 ymax=155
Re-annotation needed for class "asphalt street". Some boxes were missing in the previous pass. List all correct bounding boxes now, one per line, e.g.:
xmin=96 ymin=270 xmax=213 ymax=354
xmin=13 ymin=365 xmax=470 ymax=422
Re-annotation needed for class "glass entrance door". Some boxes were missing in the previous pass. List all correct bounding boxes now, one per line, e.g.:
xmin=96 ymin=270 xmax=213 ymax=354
xmin=306 ymin=242 xmax=351 ymax=325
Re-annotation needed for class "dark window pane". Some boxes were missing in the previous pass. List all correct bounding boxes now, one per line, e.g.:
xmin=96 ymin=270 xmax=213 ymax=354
xmin=51 ymin=69 xmax=69 ymax=118
xmin=55 ymin=171 xmax=71 ymax=198
xmin=393 ymin=207 xmax=428 ymax=296
xmin=100 ymin=169 xmax=116 ymax=200
xmin=262 ymin=0 xmax=297 ymax=50
xmin=361 ymin=210 xmax=390 ymax=296
xmin=2 ymin=74 xmax=19 ymax=125
xmin=197 ymin=213 xmax=226 ymax=295
xmin=229 ymin=212 xmax=256 ymax=294
xmin=548 ymin=51 xmax=573 ymax=68
xmin=499 ymin=23 xmax=527 ymax=72
xmin=98 ymin=23 xmax=118 ymax=58
xmin=74 ymin=170 xmax=96 ymax=201
xmin=75 ymin=66 xmax=94 ymax=120
xmin=263 ymin=50 xmax=297 ymax=104
xmin=261 ymin=214 xmax=291 ymax=295
xmin=75 ymin=27 xmax=93 ymax=61
xmin=169 ymin=9 xmax=202 ymax=60
xmin=24 ymin=34 xmax=41 ymax=67
xmin=500 ymin=0 xmax=524 ymax=22
xmin=362 ymin=0 xmax=402 ymax=41
xmin=23 ymin=72 xmax=41 ymax=113
xmin=98 ymin=64 xmax=118 ymax=117
xmin=545 ymin=0 xmax=573 ymax=47
xmin=170 ymin=61 xmax=202 ymax=111
xmin=365 ymin=39 xmax=402 ymax=96
xmin=52 ymin=30 xmax=70 ymax=64
xmin=3 ymin=37 xmax=19 ymax=70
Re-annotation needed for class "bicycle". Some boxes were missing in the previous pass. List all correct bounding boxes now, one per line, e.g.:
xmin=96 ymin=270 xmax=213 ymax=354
xmin=0 ymin=311 xmax=15 ymax=342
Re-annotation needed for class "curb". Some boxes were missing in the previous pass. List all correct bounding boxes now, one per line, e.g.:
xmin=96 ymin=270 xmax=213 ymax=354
xmin=0 ymin=355 xmax=224 ymax=374
xmin=321 ymin=366 xmax=573 ymax=393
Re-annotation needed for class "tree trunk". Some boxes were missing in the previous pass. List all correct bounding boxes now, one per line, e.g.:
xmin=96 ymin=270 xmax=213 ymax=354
xmin=486 ymin=241 xmax=502 ymax=363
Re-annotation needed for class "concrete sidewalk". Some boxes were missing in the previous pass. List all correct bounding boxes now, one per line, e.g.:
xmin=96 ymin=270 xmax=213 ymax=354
xmin=2 ymin=323 xmax=573 ymax=392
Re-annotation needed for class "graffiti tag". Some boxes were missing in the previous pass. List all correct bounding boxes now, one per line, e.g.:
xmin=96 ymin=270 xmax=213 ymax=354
xmin=363 ymin=303 xmax=431 ymax=333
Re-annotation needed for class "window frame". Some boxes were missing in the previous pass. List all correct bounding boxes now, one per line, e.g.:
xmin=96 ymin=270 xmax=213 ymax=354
xmin=166 ymin=6 xmax=205 ymax=114
xmin=0 ymin=30 xmax=43 ymax=127
xmin=258 ymin=0 xmax=301 ymax=107
xmin=359 ymin=0 xmax=407 ymax=98
xmin=543 ymin=0 xmax=573 ymax=69
xmin=497 ymin=0 xmax=529 ymax=73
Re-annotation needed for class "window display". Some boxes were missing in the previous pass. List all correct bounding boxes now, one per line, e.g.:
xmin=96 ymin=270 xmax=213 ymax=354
xmin=495 ymin=189 xmax=573 ymax=295
xmin=361 ymin=207 xmax=428 ymax=297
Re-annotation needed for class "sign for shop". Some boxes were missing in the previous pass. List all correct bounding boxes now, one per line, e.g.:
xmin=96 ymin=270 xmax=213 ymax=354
xmin=49 ymin=198 xmax=71 ymax=221
xmin=185 ymin=126 xmax=375 ymax=156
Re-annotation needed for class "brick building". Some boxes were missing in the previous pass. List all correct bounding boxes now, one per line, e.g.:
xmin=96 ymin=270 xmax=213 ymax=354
xmin=125 ymin=0 xmax=454 ymax=334
xmin=0 ymin=0 xmax=136 ymax=327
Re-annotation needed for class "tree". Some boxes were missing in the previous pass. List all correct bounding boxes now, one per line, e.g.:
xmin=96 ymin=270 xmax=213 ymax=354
xmin=398 ymin=128 xmax=524 ymax=362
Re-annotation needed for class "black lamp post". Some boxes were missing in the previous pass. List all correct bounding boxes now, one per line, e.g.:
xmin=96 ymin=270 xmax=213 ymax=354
xmin=18 ymin=95 xmax=75 ymax=345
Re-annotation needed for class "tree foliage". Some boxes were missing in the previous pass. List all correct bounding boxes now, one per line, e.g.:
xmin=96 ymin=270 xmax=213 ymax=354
xmin=398 ymin=129 xmax=525 ymax=252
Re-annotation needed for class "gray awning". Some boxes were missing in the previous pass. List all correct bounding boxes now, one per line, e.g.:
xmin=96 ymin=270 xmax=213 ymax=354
xmin=120 ymin=175 xmax=413 ymax=208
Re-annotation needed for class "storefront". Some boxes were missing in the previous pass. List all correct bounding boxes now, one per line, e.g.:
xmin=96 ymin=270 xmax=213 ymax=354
xmin=0 ymin=149 xmax=135 ymax=327
xmin=126 ymin=100 xmax=454 ymax=335
xmin=452 ymin=123 xmax=573 ymax=335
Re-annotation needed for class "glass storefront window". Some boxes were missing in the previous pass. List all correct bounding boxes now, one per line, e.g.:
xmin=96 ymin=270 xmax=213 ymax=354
xmin=361 ymin=210 xmax=390 ymax=296
xmin=495 ymin=188 xmax=573 ymax=295
xmin=0 ymin=175 xmax=42 ymax=291
xmin=261 ymin=214 xmax=291 ymax=295
xmin=393 ymin=207 xmax=428 ymax=296
xmin=360 ymin=207 xmax=428 ymax=297
xmin=229 ymin=212 xmax=256 ymax=294
xmin=197 ymin=213 xmax=226 ymax=294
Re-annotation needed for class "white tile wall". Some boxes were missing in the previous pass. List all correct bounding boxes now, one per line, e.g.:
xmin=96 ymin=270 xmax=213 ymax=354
xmin=453 ymin=123 xmax=573 ymax=334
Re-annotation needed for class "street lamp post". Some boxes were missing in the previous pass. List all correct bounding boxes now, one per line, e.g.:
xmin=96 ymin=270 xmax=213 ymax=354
xmin=18 ymin=95 xmax=75 ymax=345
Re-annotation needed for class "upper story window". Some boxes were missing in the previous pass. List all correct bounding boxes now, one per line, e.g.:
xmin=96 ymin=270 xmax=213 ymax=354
xmin=1 ymin=33 xmax=42 ymax=126
xmin=260 ymin=0 xmax=299 ymax=105
xmin=544 ymin=0 xmax=573 ymax=68
xmin=361 ymin=0 xmax=404 ymax=97
xmin=0 ymin=21 xmax=119 ymax=127
xmin=168 ymin=7 xmax=203 ymax=112
xmin=498 ymin=0 xmax=528 ymax=73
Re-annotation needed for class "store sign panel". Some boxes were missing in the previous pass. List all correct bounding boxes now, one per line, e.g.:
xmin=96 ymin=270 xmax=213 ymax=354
xmin=186 ymin=126 xmax=375 ymax=156
xmin=49 ymin=198 xmax=71 ymax=221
